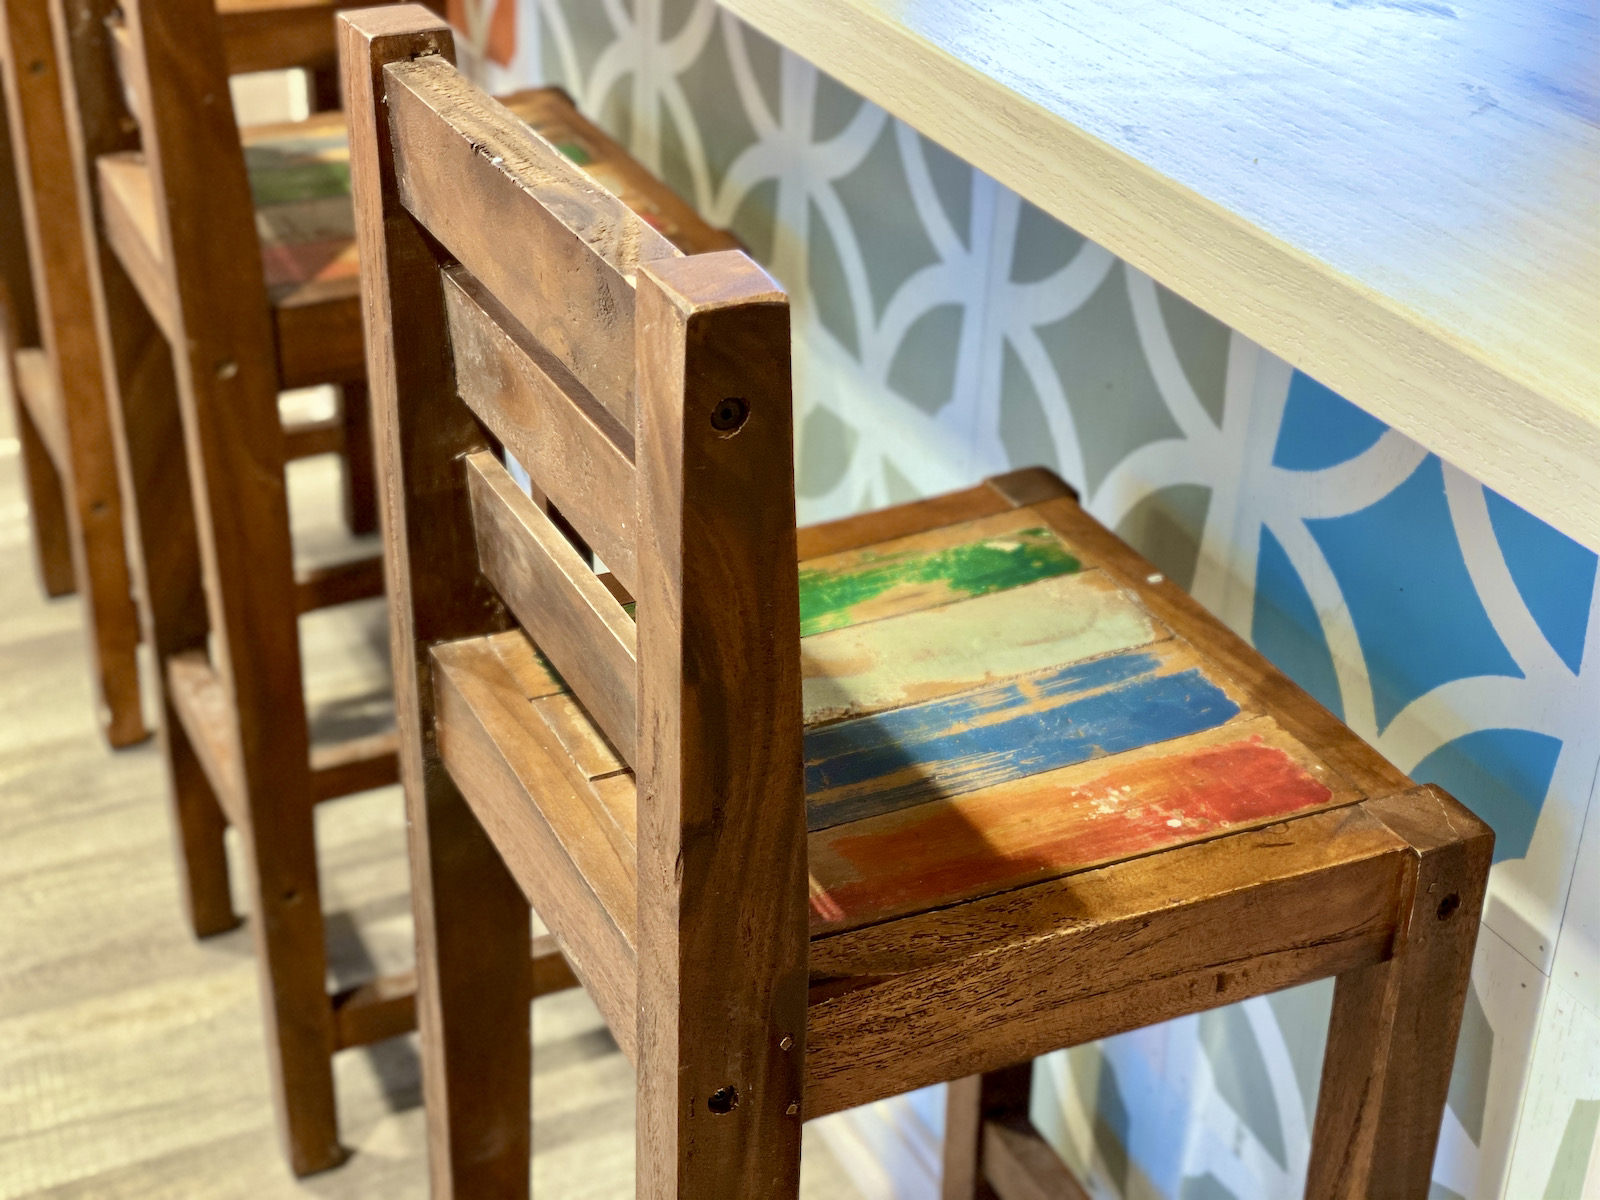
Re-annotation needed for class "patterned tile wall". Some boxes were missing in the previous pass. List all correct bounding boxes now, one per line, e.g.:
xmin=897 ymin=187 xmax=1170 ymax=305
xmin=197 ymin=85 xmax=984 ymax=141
xmin=458 ymin=1 xmax=1600 ymax=1195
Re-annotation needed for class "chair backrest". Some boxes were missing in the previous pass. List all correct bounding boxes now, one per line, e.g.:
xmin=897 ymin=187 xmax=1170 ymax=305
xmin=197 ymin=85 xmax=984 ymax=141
xmin=343 ymin=5 xmax=810 ymax=1180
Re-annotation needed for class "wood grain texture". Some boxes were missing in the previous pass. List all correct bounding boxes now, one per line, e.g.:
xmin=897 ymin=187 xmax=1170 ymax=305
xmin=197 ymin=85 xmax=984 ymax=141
xmin=342 ymin=10 xmax=530 ymax=1194
xmin=721 ymin=0 xmax=1600 ymax=551
xmin=1307 ymin=785 xmax=1493 ymax=1199
xmin=121 ymin=0 xmax=339 ymax=1169
xmin=383 ymin=53 xmax=682 ymax=428
xmin=803 ymin=639 xmax=1252 ymax=828
xmin=466 ymin=451 xmax=638 ymax=767
xmin=443 ymin=266 xmax=639 ymax=592
xmin=796 ymin=482 xmax=1012 ymax=560
xmin=633 ymin=251 xmax=807 ymax=1196
xmin=0 ymin=0 xmax=146 ymax=745
xmin=804 ymin=804 xmax=1409 ymax=1117
xmin=431 ymin=637 xmax=637 ymax=1049
xmin=49 ymin=0 xmax=226 ymax=933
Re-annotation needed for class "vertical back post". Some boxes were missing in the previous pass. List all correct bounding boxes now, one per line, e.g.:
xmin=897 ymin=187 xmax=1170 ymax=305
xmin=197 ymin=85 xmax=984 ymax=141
xmin=634 ymin=251 xmax=807 ymax=1196
xmin=341 ymin=8 xmax=529 ymax=1195
xmin=2 ymin=0 xmax=146 ymax=743
xmin=48 ymin=0 xmax=223 ymax=926
xmin=120 ymin=0 xmax=332 ymax=1170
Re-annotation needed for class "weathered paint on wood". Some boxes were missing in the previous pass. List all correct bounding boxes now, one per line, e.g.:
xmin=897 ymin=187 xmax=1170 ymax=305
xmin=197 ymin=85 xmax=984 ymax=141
xmin=796 ymin=514 xmax=1081 ymax=637
xmin=803 ymin=640 xmax=1247 ymax=829
xmin=807 ymin=719 xmax=1354 ymax=933
xmin=243 ymin=92 xmax=702 ymax=299
xmin=801 ymin=571 xmax=1158 ymax=725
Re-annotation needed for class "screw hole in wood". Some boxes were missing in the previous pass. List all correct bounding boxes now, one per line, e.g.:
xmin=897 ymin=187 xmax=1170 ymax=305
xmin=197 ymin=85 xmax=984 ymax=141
xmin=1437 ymin=892 xmax=1461 ymax=921
xmin=707 ymin=1085 xmax=739 ymax=1115
xmin=710 ymin=397 xmax=748 ymax=435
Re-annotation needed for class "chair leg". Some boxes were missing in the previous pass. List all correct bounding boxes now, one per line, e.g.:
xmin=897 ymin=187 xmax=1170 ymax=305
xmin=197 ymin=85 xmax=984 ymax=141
xmin=944 ymin=1068 xmax=1028 ymax=1200
xmin=11 ymin=375 xmax=77 ymax=597
xmin=1306 ymin=788 xmax=1492 ymax=1199
xmin=97 ymin=263 xmax=232 ymax=932
xmin=339 ymin=380 xmax=378 ymax=536
xmin=412 ymin=774 xmax=531 ymax=1198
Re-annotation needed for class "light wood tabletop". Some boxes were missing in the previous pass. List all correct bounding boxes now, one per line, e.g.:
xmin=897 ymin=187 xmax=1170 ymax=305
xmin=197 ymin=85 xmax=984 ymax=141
xmin=720 ymin=0 xmax=1600 ymax=547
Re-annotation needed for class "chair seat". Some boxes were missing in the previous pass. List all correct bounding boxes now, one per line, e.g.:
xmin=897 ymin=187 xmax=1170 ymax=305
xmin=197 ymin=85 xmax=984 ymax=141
xmin=97 ymin=89 xmax=738 ymax=389
xmin=436 ymin=491 xmax=1368 ymax=941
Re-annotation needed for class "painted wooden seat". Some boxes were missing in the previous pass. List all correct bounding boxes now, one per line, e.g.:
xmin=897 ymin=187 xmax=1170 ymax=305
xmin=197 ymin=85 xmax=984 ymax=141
xmin=468 ymin=505 xmax=1358 ymax=945
xmin=346 ymin=8 xmax=1495 ymax=1198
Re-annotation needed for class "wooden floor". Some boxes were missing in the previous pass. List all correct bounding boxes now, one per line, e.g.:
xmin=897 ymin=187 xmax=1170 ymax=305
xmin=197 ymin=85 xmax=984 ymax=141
xmin=0 ymin=388 xmax=863 ymax=1198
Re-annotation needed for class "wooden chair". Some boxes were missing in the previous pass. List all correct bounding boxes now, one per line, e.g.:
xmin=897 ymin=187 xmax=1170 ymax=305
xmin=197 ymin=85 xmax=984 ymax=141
xmin=347 ymin=8 xmax=1494 ymax=1198
xmin=1 ymin=0 xmax=144 ymax=746
xmin=49 ymin=0 xmax=729 ymax=1176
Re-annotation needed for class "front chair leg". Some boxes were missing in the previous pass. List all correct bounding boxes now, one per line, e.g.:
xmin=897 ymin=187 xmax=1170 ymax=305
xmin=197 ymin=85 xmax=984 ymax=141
xmin=1307 ymin=787 xmax=1492 ymax=1199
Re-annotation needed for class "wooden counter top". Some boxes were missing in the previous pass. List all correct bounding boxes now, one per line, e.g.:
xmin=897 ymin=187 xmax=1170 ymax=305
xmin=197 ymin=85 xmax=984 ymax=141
xmin=721 ymin=0 xmax=1600 ymax=547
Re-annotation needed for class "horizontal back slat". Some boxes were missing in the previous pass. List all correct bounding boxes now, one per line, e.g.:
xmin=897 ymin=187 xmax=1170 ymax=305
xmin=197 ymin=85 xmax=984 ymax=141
xmin=466 ymin=452 xmax=638 ymax=767
xmin=443 ymin=266 xmax=639 ymax=595
xmin=385 ymin=55 xmax=681 ymax=429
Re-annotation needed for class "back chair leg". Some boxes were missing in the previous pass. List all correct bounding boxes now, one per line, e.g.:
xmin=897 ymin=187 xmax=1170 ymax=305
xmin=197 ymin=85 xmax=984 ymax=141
xmin=943 ymin=1065 xmax=1032 ymax=1200
xmin=414 ymin=776 xmax=531 ymax=1199
xmin=98 ymin=262 xmax=234 ymax=933
xmin=1306 ymin=789 xmax=1492 ymax=1199
xmin=339 ymin=379 xmax=378 ymax=536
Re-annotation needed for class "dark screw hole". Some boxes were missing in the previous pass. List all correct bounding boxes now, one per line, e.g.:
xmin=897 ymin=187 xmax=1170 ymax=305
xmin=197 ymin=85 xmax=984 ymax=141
xmin=707 ymin=1085 xmax=738 ymax=1115
xmin=28 ymin=59 xmax=46 ymax=75
xmin=1437 ymin=892 xmax=1461 ymax=921
xmin=710 ymin=397 xmax=748 ymax=434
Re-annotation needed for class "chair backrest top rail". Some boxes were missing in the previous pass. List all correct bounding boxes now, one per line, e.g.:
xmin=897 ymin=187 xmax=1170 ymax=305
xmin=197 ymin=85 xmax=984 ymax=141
xmin=383 ymin=54 xmax=682 ymax=430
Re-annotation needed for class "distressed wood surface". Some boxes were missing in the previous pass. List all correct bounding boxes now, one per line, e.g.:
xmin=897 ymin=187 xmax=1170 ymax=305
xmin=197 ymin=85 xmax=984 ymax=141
xmin=431 ymin=636 xmax=638 ymax=1052
xmin=800 ymin=572 xmax=1159 ymax=724
xmin=797 ymin=510 xmax=1079 ymax=636
xmin=1033 ymin=496 xmax=1412 ymax=800
xmin=633 ymin=252 xmax=807 ymax=1197
xmin=721 ymin=0 xmax=1600 ymax=552
xmin=807 ymin=718 xmax=1356 ymax=934
xmin=0 ymin=0 xmax=144 ymax=744
xmin=1307 ymin=786 xmax=1493 ymax=1199
xmin=467 ymin=451 xmax=638 ymax=764
xmin=444 ymin=266 xmax=639 ymax=591
xmin=803 ymin=804 xmax=1410 ymax=1117
xmin=343 ymin=10 xmax=529 ymax=1194
xmin=384 ymin=55 xmax=681 ymax=428
xmin=50 ymin=0 xmax=225 ymax=938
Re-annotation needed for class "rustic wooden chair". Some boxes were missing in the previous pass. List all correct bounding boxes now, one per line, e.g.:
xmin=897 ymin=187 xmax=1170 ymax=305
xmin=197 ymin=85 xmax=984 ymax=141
xmin=348 ymin=8 xmax=1494 ymax=1198
xmin=1 ymin=0 xmax=144 ymax=745
xmin=49 ymin=0 xmax=727 ymax=1176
